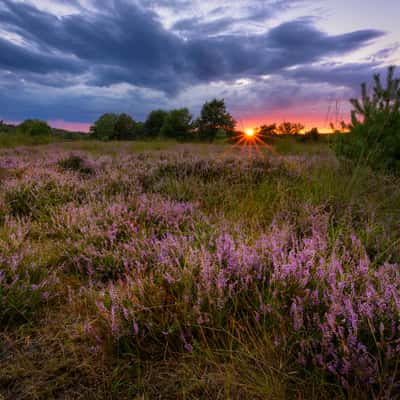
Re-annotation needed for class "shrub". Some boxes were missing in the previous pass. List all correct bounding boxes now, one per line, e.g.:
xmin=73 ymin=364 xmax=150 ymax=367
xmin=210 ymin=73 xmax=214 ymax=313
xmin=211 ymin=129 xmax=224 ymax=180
xmin=5 ymin=179 xmax=78 ymax=218
xmin=335 ymin=66 xmax=400 ymax=172
xmin=17 ymin=119 xmax=52 ymax=136
xmin=58 ymin=154 xmax=95 ymax=175
xmin=0 ymin=259 xmax=57 ymax=325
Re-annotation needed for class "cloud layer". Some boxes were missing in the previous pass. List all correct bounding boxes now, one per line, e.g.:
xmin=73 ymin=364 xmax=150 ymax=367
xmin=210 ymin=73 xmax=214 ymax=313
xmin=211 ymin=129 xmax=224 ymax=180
xmin=0 ymin=0 xmax=393 ymax=129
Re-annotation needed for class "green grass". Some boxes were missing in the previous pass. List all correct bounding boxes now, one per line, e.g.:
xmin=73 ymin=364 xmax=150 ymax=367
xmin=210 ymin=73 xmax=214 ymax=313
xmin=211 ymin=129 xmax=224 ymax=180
xmin=56 ymin=139 xmax=179 ymax=154
xmin=0 ymin=133 xmax=60 ymax=148
xmin=272 ymin=135 xmax=333 ymax=156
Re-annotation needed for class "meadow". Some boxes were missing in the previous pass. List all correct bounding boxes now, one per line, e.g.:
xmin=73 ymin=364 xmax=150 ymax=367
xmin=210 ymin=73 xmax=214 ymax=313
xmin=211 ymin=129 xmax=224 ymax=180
xmin=1 ymin=138 xmax=400 ymax=399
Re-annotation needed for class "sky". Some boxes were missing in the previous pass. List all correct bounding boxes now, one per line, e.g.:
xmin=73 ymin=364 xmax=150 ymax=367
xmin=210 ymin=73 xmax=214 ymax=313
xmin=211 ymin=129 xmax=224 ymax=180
xmin=0 ymin=0 xmax=399 ymax=132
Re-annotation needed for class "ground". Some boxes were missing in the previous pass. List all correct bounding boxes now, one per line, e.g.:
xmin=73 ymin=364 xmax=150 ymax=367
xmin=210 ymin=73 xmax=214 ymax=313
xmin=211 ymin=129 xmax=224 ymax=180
xmin=1 ymin=139 xmax=400 ymax=399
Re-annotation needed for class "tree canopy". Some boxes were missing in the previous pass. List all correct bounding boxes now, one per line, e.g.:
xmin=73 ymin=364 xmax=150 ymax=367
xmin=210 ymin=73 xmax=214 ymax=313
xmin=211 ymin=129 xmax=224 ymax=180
xmin=90 ymin=113 xmax=142 ymax=140
xmin=196 ymin=99 xmax=236 ymax=142
xmin=144 ymin=109 xmax=168 ymax=137
xmin=277 ymin=122 xmax=305 ymax=135
xmin=160 ymin=108 xmax=193 ymax=141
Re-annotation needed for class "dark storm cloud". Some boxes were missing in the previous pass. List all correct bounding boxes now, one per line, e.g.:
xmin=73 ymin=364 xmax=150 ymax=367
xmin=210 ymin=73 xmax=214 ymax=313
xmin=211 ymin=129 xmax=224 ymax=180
xmin=173 ymin=16 xmax=236 ymax=36
xmin=0 ymin=0 xmax=387 ymax=122
xmin=172 ymin=1 xmax=308 ymax=37
xmin=0 ymin=0 xmax=383 ymax=91
xmin=0 ymin=37 xmax=84 ymax=74
xmin=286 ymin=63 xmax=385 ymax=90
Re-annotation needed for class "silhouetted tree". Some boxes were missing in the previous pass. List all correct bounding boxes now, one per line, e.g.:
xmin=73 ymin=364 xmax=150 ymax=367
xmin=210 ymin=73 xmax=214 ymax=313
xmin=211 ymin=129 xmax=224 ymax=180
xmin=304 ymin=127 xmax=320 ymax=141
xmin=196 ymin=99 xmax=236 ymax=142
xmin=330 ymin=121 xmax=349 ymax=134
xmin=258 ymin=123 xmax=277 ymax=136
xmin=277 ymin=122 xmax=304 ymax=135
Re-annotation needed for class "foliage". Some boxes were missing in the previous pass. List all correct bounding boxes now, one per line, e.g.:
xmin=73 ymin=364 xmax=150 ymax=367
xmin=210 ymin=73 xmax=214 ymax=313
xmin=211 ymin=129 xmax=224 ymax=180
xmin=52 ymin=128 xmax=88 ymax=141
xmin=133 ymin=121 xmax=145 ymax=138
xmin=90 ymin=113 xmax=143 ymax=140
xmin=160 ymin=108 xmax=193 ymax=141
xmin=277 ymin=121 xmax=305 ymax=135
xmin=0 ymin=121 xmax=87 ymax=148
xmin=17 ymin=119 xmax=52 ymax=136
xmin=196 ymin=99 xmax=236 ymax=142
xmin=144 ymin=109 xmax=168 ymax=137
xmin=335 ymin=66 xmax=400 ymax=172
xmin=114 ymin=113 xmax=137 ymax=140
xmin=90 ymin=113 xmax=119 ymax=140
xmin=258 ymin=123 xmax=277 ymax=136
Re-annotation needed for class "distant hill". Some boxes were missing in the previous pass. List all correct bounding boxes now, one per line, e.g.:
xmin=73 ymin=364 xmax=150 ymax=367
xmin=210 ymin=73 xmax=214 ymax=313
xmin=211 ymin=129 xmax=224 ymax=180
xmin=0 ymin=121 xmax=88 ymax=140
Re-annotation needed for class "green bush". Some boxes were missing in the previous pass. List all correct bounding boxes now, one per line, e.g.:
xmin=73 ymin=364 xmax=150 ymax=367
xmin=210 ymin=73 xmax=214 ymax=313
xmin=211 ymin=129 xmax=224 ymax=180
xmin=335 ymin=66 xmax=400 ymax=172
xmin=17 ymin=119 xmax=52 ymax=136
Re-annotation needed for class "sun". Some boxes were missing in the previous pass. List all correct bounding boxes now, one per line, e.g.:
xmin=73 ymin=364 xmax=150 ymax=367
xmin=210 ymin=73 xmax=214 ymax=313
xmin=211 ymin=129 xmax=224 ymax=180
xmin=244 ymin=128 xmax=255 ymax=137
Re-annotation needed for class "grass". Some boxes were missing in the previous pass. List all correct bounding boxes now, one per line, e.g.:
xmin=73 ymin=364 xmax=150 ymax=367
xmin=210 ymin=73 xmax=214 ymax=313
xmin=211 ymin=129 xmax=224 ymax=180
xmin=57 ymin=139 xmax=179 ymax=155
xmin=0 ymin=133 xmax=60 ymax=148
xmin=272 ymin=135 xmax=333 ymax=156
xmin=0 ymin=138 xmax=399 ymax=399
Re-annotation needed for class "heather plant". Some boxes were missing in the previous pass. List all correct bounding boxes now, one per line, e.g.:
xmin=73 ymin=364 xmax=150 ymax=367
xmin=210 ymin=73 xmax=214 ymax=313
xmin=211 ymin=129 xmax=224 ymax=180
xmin=4 ymin=177 xmax=80 ymax=218
xmin=1 ymin=143 xmax=400 ymax=399
xmin=0 ymin=220 xmax=58 ymax=325
xmin=0 ymin=255 xmax=58 ymax=325
xmin=88 ymin=210 xmax=400 ymax=392
xmin=58 ymin=153 xmax=96 ymax=175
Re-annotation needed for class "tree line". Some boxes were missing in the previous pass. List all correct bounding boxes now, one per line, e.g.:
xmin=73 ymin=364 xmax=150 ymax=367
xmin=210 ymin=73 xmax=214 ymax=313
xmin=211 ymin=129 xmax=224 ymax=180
xmin=89 ymin=99 xmax=323 ymax=143
xmin=90 ymin=99 xmax=236 ymax=142
xmin=256 ymin=122 xmax=320 ymax=141
xmin=1 ymin=98 xmax=320 ymax=143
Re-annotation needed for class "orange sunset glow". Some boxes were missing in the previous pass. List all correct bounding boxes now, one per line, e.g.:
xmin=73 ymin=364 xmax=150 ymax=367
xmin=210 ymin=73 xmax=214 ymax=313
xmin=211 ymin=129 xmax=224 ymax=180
xmin=244 ymin=128 xmax=255 ymax=137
